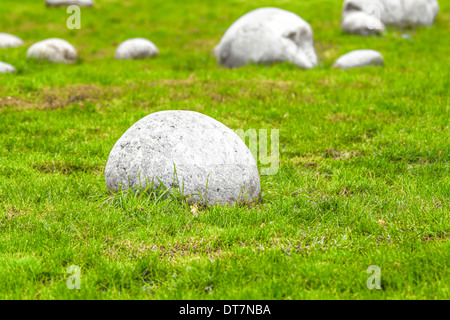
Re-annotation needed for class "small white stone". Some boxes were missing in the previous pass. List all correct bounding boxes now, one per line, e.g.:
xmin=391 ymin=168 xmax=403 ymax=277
xmin=401 ymin=33 xmax=413 ymax=40
xmin=333 ymin=49 xmax=384 ymax=69
xmin=0 ymin=33 xmax=24 ymax=48
xmin=46 ymin=0 xmax=94 ymax=7
xmin=341 ymin=11 xmax=385 ymax=35
xmin=0 ymin=61 xmax=16 ymax=73
xmin=105 ymin=110 xmax=261 ymax=206
xmin=27 ymin=38 xmax=78 ymax=64
xmin=214 ymin=7 xmax=318 ymax=69
xmin=114 ymin=38 xmax=159 ymax=60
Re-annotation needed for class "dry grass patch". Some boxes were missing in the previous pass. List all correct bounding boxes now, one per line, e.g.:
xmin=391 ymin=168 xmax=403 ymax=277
xmin=0 ymin=84 xmax=122 ymax=110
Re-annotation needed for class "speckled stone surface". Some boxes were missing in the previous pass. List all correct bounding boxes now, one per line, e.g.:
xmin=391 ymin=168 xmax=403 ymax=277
xmin=214 ymin=7 xmax=318 ymax=69
xmin=0 ymin=62 xmax=16 ymax=73
xmin=27 ymin=38 xmax=78 ymax=64
xmin=342 ymin=0 xmax=439 ymax=28
xmin=105 ymin=110 xmax=261 ymax=206
xmin=0 ymin=33 xmax=23 ymax=48
xmin=114 ymin=38 xmax=159 ymax=60
xmin=46 ymin=0 xmax=94 ymax=7
xmin=333 ymin=49 xmax=384 ymax=69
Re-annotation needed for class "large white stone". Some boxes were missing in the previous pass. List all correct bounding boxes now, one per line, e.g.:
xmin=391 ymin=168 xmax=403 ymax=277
xmin=27 ymin=38 xmax=77 ymax=64
xmin=105 ymin=111 xmax=261 ymax=206
xmin=333 ymin=49 xmax=384 ymax=69
xmin=342 ymin=0 xmax=439 ymax=30
xmin=0 ymin=62 xmax=16 ymax=73
xmin=46 ymin=0 xmax=94 ymax=7
xmin=341 ymin=11 xmax=386 ymax=35
xmin=0 ymin=33 xmax=23 ymax=48
xmin=214 ymin=7 xmax=318 ymax=69
xmin=114 ymin=38 xmax=159 ymax=60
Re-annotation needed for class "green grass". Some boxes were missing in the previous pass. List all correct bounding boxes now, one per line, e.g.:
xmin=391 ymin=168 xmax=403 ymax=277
xmin=0 ymin=0 xmax=449 ymax=299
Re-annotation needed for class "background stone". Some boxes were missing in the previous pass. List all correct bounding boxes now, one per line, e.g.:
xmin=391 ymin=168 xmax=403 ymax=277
xmin=341 ymin=11 xmax=386 ymax=35
xmin=114 ymin=38 xmax=159 ymax=60
xmin=342 ymin=0 xmax=439 ymax=28
xmin=27 ymin=38 xmax=78 ymax=64
xmin=0 ymin=61 xmax=16 ymax=73
xmin=45 ymin=0 xmax=94 ymax=7
xmin=0 ymin=33 xmax=23 ymax=48
xmin=214 ymin=7 xmax=318 ymax=69
xmin=333 ymin=49 xmax=384 ymax=69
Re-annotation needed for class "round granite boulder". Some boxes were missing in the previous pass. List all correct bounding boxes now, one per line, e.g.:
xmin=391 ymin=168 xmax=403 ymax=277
xmin=114 ymin=38 xmax=159 ymax=60
xmin=0 ymin=33 xmax=23 ymax=48
xmin=105 ymin=110 xmax=261 ymax=206
xmin=214 ymin=7 xmax=318 ymax=69
xmin=333 ymin=49 xmax=384 ymax=69
xmin=0 ymin=62 xmax=16 ymax=73
xmin=27 ymin=38 xmax=77 ymax=64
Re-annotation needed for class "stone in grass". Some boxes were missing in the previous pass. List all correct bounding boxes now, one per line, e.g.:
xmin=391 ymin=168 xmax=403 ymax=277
xmin=341 ymin=0 xmax=439 ymax=30
xmin=45 ymin=0 xmax=94 ymax=7
xmin=114 ymin=38 xmax=159 ymax=60
xmin=341 ymin=11 xmax=386 ymax=36
xmin=105 ymin=110 xmax=261 ymax=206
xmin=0 ymin=61 xmax=16 ymax=73
xmin=0 ymin=33 xmax=24 ymax=48
xmin=27 ymin=38 xmax=77 ymax=64
xmin=214 ymin=7 xmax=318 ymax=69
xmin=333 ymin=49 xmax=384 ymax=69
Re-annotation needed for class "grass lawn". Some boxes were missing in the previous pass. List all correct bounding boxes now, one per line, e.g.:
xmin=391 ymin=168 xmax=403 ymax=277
xmin=0 ymin=0 xmax=448 ymax=299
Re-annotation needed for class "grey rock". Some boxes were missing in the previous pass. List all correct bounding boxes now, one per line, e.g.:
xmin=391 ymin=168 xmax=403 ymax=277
xmin=105 ymin=110 xmax=261 ymax=206
xmin=0 ymin=33 xmax=23 ymax=48
xmin=27 ymin=38 xmax=77 ymax=64
xmin=342 ymin=0 xmax=439 ymax=30
xmin=46 ymin=0 xmax=94 ymax=7
xmin=341 ymin=11 xmax=386 ymax=35
xmin=0 ymin=61 xmax=16 ymax=73
xmin=214 ymin=7 xmax=318 ymax=69
xmin=333 ymin=49 xmax=384 ymax=69
xmin=401 ymin=33 xmax=413 ymax=40
xmin=114 ymin=38 xmax=159 ymax=60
